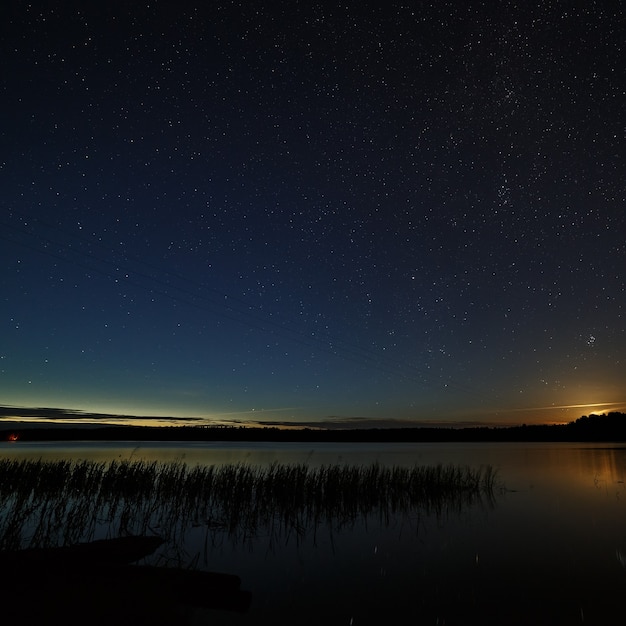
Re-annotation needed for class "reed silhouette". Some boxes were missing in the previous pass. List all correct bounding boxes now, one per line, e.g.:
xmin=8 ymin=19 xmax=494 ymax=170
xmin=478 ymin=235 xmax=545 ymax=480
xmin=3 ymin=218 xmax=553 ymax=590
xmin=0 ymin=459 xmax=499 ymax=624
xmin=0 ymin=458 xmax=498 ymax=552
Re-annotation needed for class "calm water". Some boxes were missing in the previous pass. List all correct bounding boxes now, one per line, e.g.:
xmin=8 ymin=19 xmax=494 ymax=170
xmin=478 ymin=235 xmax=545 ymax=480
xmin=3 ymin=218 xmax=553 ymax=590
xmin=2 ymin=440 xmax=626 ymax=625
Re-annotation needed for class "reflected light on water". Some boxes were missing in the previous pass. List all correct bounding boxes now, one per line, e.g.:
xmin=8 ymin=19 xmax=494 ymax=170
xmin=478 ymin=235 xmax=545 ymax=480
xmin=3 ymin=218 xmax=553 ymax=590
xmin=3 ymin=441 xmax=626 ymax=623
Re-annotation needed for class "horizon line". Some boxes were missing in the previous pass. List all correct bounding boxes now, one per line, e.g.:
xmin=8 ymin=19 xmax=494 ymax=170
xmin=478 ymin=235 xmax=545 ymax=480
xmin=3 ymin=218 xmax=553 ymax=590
xmin=1 ymin=402 xmax=623 ymax=431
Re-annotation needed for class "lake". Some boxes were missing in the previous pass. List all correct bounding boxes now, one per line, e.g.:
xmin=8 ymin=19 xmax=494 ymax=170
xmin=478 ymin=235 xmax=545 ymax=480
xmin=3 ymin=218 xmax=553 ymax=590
xmin=2 ymin=440 xmax=626 ymax=625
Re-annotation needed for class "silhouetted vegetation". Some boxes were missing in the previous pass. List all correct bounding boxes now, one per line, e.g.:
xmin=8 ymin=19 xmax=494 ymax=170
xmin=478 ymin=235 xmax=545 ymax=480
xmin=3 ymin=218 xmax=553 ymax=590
xmin=2 ymin=411 xmax=626 ymax=442
xmin=0 ymin=458 xmax=498 ymax=554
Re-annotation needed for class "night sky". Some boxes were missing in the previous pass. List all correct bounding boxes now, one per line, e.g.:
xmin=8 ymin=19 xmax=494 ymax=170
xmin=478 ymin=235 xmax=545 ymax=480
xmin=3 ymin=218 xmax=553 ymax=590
xmin=2 ymin=2 xmax=624 ymax=428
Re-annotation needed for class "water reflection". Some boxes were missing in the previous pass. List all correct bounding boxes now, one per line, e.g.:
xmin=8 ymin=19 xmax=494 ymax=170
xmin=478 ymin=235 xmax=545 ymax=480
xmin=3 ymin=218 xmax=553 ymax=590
xmin=3 ymin=442 xmax=626 ymax=623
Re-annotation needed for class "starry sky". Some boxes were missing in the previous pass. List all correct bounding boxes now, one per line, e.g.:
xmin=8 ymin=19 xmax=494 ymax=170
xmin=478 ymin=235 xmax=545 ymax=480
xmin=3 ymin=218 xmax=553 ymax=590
xmin=1 ymin=2 xmax=624 ymax=428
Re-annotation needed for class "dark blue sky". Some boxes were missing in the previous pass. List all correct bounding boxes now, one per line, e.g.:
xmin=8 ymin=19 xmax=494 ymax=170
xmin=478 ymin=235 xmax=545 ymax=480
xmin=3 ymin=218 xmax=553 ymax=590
xmin=2 ymin=2 xmax=624 ymax=427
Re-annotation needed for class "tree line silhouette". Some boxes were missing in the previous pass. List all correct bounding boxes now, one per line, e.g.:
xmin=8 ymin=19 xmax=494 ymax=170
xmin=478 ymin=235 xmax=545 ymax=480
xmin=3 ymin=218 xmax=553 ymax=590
xmin=3 ymin=412 xmax=626 ymax=443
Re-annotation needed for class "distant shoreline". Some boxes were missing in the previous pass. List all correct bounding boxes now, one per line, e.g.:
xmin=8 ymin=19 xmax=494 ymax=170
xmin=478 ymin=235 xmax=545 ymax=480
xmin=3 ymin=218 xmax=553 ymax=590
xmin=2 ymin=412 xmax=626 ymax=443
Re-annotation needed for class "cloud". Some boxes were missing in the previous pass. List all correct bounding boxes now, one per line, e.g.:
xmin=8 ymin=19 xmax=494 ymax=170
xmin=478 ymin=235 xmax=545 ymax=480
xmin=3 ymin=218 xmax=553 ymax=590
xmin=0 ymin=405 xmax=203 ymax=424
xmin=247 ymin=415 xmax=510 ymax=430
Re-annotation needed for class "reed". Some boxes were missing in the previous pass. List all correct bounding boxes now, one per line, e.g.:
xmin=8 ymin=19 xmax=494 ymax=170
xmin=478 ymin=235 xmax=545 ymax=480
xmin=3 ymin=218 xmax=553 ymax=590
xmin=0 ymin=459 xmax=499 ymax=553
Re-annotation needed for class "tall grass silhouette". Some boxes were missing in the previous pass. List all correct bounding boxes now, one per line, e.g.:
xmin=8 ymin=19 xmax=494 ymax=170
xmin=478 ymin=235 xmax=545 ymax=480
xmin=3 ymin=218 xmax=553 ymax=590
xmin=0 ymin=459 xmax=498 ymax=554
